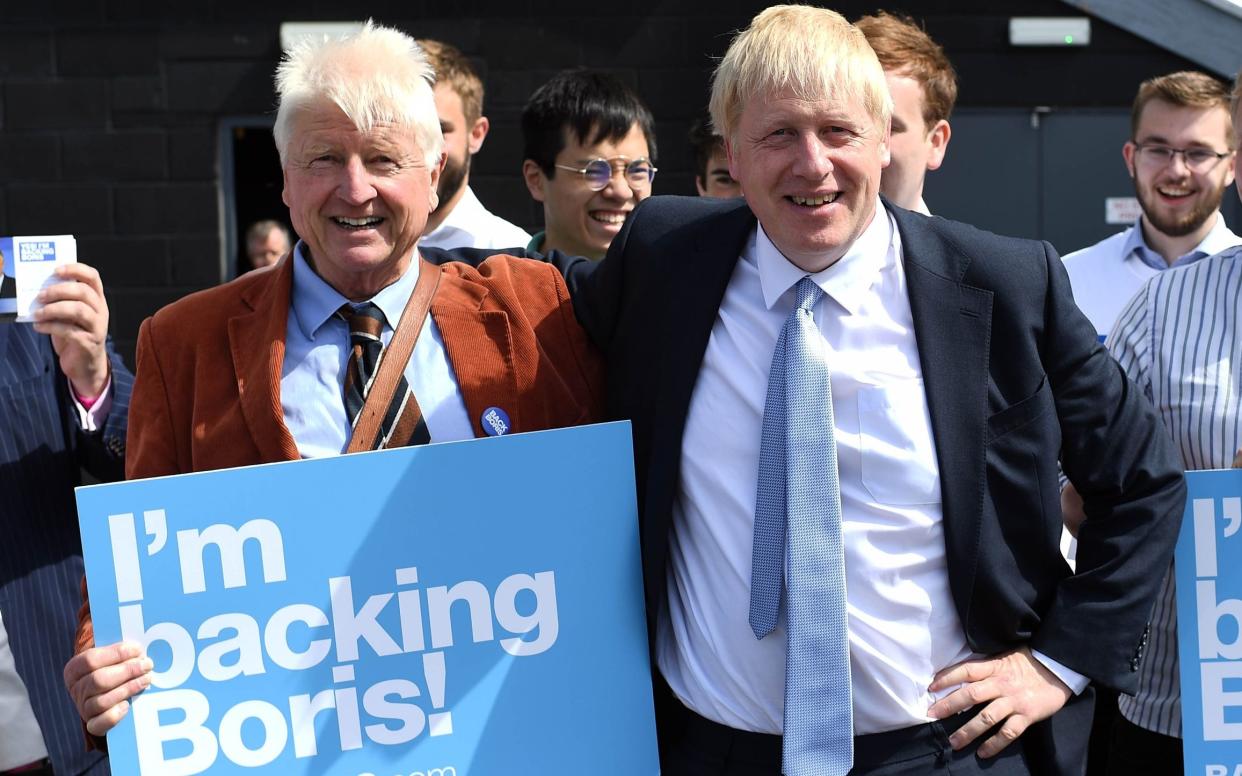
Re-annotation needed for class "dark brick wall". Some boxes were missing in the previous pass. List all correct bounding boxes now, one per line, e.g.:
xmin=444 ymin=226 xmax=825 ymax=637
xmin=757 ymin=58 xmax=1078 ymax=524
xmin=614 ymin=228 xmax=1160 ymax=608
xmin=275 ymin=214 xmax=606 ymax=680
xmin=0 ymin=0 xmax=1202 ymax=365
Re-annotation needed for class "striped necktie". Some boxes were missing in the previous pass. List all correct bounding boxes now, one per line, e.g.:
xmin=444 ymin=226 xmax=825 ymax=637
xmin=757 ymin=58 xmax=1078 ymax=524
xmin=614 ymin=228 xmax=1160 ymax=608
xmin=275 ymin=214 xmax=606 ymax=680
xmin=337 ymin=302 xmax=431 ymax=449
xmin=749 ymin=276 xmax=852 ymax=776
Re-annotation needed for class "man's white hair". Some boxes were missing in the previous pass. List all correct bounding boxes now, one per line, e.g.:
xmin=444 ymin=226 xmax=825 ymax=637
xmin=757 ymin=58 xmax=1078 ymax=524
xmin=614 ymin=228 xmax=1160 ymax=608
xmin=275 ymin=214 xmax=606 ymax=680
xmin=273 ymin=20 xmax=443 ymax=168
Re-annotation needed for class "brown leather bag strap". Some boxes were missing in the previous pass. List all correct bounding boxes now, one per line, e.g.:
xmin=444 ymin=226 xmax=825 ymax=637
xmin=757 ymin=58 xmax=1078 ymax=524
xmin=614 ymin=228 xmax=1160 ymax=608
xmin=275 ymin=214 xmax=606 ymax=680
xmin=347 ymin=258 xmax=441 ymax=453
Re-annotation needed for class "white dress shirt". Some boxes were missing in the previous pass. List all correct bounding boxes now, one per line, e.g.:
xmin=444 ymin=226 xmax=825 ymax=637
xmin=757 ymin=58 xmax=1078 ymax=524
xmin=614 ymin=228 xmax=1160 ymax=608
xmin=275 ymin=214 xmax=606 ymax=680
xmin=419 ymin=186 xmax=531 ymax=252
xmin=281 ymin=244 xmax=474 ymax=456
xmin=0 ymin=610 xmax=47 ymax=770
xmin=658 ymin=202 xmax=1084 ymax=736
xmin=1063 ymin=213 xmax=1242 ymax=339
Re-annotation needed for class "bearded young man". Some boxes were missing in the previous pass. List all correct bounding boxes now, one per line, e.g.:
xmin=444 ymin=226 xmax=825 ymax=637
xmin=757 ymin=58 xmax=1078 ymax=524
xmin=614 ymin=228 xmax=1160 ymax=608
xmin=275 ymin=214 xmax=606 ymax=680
xmin=1064 ymin=71 xmax=1239 ymax=340
xmin=417 ymin=39 xmax=530 ymax=251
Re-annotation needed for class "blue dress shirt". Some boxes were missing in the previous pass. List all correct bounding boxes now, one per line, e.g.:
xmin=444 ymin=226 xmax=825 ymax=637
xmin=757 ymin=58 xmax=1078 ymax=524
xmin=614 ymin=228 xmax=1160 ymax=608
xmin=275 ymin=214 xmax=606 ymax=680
xmin=280 ymin=244 xmax=473 ymax=457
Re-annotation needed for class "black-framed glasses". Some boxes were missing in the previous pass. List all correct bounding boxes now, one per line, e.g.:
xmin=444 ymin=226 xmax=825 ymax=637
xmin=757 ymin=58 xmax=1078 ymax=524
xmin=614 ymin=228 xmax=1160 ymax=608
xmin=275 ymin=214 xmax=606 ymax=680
xmin=1133 ymin=143 xmax=1233 ymax=172
xmin=554 ymin=156 xmax=658 ymax=191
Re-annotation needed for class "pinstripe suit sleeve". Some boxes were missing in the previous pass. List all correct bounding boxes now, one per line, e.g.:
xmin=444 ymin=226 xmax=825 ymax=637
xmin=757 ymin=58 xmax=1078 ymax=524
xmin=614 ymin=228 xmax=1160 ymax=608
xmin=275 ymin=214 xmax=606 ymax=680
xmin=1 ymin=325 xmax=127 ymax=773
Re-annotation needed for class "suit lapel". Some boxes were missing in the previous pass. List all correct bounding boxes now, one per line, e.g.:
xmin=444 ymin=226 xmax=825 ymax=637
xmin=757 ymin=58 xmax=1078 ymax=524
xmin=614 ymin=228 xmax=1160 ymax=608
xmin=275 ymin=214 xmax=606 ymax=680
xmin=890 ymin=206 xmax=992 ymax=616
xmin=643 ymin=206 xmax=756 ymax=608
xmin=228 ymin=259 xmax=300 ymax=462
xmin=431 ymin=268 xmax=519 ymax=439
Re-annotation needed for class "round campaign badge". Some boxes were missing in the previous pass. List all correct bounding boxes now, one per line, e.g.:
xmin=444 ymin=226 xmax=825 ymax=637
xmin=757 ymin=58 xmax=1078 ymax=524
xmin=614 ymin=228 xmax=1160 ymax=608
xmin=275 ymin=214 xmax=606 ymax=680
xmin=480 ymin=406 xmax=511 ymax=437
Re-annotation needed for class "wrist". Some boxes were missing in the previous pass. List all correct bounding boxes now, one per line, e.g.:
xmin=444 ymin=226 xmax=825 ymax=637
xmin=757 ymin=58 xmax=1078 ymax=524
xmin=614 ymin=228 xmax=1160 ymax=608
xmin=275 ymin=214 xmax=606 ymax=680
xmin=70 ymin=362 xmax=110 ymax=405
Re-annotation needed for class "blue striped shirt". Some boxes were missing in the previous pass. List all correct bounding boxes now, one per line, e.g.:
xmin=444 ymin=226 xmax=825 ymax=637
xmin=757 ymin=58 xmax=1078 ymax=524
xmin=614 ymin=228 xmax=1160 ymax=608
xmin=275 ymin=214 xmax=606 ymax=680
xmin=1108 ymin=244 xmax=1242 ymax=737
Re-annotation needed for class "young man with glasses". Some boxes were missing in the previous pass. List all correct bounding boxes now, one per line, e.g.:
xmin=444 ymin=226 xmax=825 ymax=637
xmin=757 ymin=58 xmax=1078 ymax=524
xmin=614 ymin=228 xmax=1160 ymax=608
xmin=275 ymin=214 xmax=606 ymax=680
xmin=1061 ymin=69 xmax=1239 ymax=776
xmin=521 ymin=70 xmax=657 ymax=259
xmin=1064 ymin=70 xmax=1239 ymax=341
xmin=1061 ymin=67 xmax=1242 ymax=776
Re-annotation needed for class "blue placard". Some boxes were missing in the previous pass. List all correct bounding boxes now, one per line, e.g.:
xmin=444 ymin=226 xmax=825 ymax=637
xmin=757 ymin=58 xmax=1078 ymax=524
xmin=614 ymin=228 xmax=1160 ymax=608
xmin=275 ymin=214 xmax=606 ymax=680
xmin=76 ymin=422 xmax=658 ymax=776
xmin=1176 ymin=468 xmax=1242 ymax=775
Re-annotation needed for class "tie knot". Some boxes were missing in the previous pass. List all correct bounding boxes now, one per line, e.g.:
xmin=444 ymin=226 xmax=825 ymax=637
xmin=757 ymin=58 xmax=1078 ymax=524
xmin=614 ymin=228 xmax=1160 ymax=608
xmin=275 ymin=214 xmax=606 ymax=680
xmin=795 ymin=277 xmax=823 ymax=313
xmin=337 ymin=302 xmax=386 ymax=339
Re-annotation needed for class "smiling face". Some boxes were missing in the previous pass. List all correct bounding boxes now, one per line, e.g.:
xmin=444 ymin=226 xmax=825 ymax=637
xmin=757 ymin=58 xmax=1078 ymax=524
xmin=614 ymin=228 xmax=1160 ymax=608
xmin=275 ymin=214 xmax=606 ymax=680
xmin=881 ymin=71 xmax=949 ymax=211
xmin=525 ymin=122 xmax=651 ymax=260
xmin=1123 ymin=98 xmax=1235 ymax=239
xmin=282 ymin=101 xmax=442 ymax=300
xmin=727 ymin=87 xmax=890 ymax=272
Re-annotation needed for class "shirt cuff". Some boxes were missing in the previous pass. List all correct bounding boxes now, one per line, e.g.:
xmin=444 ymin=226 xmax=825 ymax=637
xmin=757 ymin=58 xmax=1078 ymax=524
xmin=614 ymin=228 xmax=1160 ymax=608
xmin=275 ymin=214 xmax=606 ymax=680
xmin=1030 ymin=649 xmax=1090 ymax=695
xmin=68 ymin=375 xmax=113 ymax=432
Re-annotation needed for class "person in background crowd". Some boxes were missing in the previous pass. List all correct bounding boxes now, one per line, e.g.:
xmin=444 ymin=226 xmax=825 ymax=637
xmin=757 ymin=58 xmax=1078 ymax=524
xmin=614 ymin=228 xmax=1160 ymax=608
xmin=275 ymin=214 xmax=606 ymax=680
xmin=1060 ymin=68 xmax=1239 ymax=776
xmin=521 ymin=69 xmax=657 ymax=259
xmin=244 ymin=219 xmax=292 ymax=270
xmin=417 ymin=38 xmax=531 ymax=251
xmin=856 ymin=10 xmax=955 ymax=214
xmin=1063 ymin=66 xmax=1242 ymax=776
xmin=1063 ymin=70 xmax=1239 ymax=340
xmin=689 ymin=117 xmax=741 ymax=199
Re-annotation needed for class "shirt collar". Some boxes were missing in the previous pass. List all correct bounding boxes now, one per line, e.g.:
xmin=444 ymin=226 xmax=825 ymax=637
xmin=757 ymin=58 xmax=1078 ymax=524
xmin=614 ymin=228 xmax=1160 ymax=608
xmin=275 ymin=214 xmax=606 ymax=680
xmin=757 ymin=198 xmax=894 ymax=315
xmin=526 ymin=231 xmax=546 ymax=254
xmin=423 ymin=186 xmax=482 ymax=241
xmin=1123 ymin=212 xmax=1234 ymax=270
xmin=289 ymin=241 xmax=420 ymax=339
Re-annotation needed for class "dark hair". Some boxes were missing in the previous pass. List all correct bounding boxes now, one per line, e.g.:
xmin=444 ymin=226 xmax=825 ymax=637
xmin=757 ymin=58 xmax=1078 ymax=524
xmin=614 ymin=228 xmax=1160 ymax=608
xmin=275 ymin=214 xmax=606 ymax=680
xmin=688 ymin=117 xmax=725 ymax=183
xmin=522 ymin=69 xmax=657 ymax=177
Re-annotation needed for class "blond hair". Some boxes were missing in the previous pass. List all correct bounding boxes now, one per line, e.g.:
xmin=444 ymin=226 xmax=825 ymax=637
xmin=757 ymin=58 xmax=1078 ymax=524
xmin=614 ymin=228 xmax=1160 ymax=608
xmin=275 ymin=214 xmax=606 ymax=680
xmin=709 ymin=5 xmax=891 ymax=141
xmin=273 ymin=21 xmax=444 ymax=167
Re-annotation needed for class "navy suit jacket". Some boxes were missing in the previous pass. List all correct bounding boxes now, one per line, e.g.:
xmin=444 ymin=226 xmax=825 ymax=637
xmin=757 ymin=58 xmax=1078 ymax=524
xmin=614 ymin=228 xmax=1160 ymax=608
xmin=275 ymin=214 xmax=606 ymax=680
xmin=0 ymin=324 xmax=131 ymax=775
xmin=425 ymin=201 xmax=1187 ymax=772
xmin=563 ymin=196 xmax=1185 ymax=774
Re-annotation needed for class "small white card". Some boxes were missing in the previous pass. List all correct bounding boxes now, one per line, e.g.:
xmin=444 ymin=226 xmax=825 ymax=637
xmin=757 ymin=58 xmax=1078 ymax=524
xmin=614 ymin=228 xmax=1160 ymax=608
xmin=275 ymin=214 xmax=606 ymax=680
xmin=0 ymin=235 xmax=77 ymax=322
xmin=1105 ymin=197 xmax=1141 ymax=226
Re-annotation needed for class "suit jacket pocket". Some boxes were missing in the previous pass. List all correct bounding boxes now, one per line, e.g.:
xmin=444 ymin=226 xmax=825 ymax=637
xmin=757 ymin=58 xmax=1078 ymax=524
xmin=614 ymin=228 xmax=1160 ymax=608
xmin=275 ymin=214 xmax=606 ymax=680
xmin=986 ymin=376 xmax=1053 ymax=443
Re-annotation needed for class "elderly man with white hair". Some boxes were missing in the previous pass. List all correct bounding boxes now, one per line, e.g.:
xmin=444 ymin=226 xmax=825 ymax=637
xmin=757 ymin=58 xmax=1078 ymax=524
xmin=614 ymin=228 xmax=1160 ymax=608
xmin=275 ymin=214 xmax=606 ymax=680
xmin=63 ymin=21 xmax=600 ymax=745
xmin=544 ymin=5 xmax=1187 ymax=775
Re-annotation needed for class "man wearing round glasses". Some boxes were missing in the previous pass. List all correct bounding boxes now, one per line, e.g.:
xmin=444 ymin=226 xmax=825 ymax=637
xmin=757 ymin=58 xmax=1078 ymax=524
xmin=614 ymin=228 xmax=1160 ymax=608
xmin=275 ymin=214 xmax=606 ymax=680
xmin=1064 ymin=70 xmax=1240 ymax=341
xmin=521 ymin=70 xmax=657 ymax=260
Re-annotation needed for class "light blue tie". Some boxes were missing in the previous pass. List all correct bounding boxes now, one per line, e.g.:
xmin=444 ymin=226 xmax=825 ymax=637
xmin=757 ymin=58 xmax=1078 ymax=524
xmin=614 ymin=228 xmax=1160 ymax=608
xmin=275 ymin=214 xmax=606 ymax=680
xmin=749 ymin=276 xmax=852 ymax=776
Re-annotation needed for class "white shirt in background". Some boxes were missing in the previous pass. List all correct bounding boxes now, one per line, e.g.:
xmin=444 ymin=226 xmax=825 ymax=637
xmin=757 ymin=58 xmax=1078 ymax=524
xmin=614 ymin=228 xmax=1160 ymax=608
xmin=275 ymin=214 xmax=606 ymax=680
xmin=419 ymin=186 xmax=531 ymax=252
